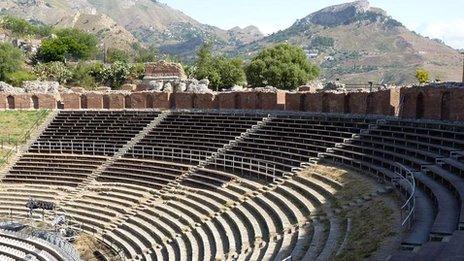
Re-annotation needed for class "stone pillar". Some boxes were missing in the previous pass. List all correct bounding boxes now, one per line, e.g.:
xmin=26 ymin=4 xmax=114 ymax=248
xmin=449 ymin=88 xmax=464 ymax=121
xmin=151 ymin=92 xmax=171 ymax=109
xmin=61 ymin=93 xmax=81 ymax=109
xmin=0 ymin=94 xmax=7 ymax=109
xmin=104 ymin=93 xmax=126 ymax=109
xmin=306 ymin=93 xmax=323 ymax=112
xmin=130 ymin=92 xmax=149 ymax=109
xmin=285 ymin=93 xmax=302 ymax=111
xmin=172 ymin=93 xmax=194 ymax=109
xmin=83 ymin=93 xmax=103 ymax=109
xmin=14 ymin=94 xmax=32 ymax=109
xmin=194 ymin=93 xmax=215 ymax=109
xmin=36 ymin=94 xmax=57 ymax=109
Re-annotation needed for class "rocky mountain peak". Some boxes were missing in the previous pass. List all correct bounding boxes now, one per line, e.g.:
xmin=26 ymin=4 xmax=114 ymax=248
xmin=298 ymin=0 xmax=374 ymax=27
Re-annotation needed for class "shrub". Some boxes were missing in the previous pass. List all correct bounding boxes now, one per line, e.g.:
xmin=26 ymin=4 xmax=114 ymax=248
xmin=5 ymin=70 xmax=37 ymax=87
xmin=415 ymin=69 xmax=430 ymax=84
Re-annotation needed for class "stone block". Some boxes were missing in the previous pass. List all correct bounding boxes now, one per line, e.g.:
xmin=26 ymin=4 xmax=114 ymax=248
xmin=61 ymin=93 xmax=81 ymax=109
xmin=14 ymin=94 xmax=32 ymax=109
xmin=129 ymin=92 xmax=149 ymax=109
xmin=285 ymin=93 xmax=303 ymax=111
xmin=35 ymin=94 xmax=57 ymax=109
xmin=172 ymin=92 xmax=194 ymax=109
xmin=82 ymin=93 xmax=103 ymax=109
xmin=238 ymin=92 xmax=258 ymax=110
xmin=150 ymin=92 xmax=171 ymax=109
xmin=194 ymin=93 xmax=215 ymax=109
xmin=104 ymin=93 xmax=126 ymax=109
xmin=216 ymin=92 xmax=238 ymax=109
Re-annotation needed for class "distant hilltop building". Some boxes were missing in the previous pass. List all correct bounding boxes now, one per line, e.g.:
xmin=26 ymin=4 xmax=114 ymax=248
xmin=143 ymin=60 xmax=187 ymax=82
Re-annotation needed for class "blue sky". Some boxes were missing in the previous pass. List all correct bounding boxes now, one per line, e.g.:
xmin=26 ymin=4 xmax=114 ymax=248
xmin=161 ymin=0 xmax=464 ymax=49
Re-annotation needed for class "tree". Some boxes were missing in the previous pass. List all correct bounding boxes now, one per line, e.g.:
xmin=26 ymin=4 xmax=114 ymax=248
xmin=194 ymin=44 xmax=246 ymax=90
xmin=245 ymin=43 xmax=320 ymax=90
xmin=36 ymin=28 xmax=98 ymax=62
xmin=415 ymin=69 xmax=430 ymax=84
xmin=0 ymin=43 xmax=24 ymax=82
xmin=107 ymin=48 xmax=130 ymax=63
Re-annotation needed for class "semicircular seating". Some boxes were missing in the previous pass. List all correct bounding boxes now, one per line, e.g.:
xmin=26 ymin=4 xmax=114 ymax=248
xmin=1 ymin=110 xmax=464 ymax=260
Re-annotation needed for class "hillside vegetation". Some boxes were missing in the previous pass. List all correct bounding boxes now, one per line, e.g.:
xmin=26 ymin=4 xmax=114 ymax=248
xmin=0 ymin=0 xmax=461 ymax=84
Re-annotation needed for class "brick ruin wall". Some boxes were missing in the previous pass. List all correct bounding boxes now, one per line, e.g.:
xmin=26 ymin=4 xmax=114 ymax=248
xmin=1 ymin=85 xmax=464 ymax=121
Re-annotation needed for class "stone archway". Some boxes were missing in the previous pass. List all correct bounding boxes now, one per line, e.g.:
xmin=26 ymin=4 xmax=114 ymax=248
xmin=7 ymin=95 xmax=15 ymax=109
xmin=416 ymin=92 xmax=425 ymax=119
xmin=441 ymin=92 xmax=451 ymax=120
xmin=322 ymin=94 xmax=329 ymax=113
xmin=103 ymin=95 xmax=111 ymax=109
xmin=366 ymin=94 xmax=375 ymax=114
xmin=344 ymin=94 xmax=351 ymax=114
xmin=32 ymin=95 xmax=39 ymax=109
xmin=299 ymin=94 xmax=307 ymax=111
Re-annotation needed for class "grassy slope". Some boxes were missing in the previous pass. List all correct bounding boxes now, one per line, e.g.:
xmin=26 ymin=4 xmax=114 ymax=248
xmin=304 ymin=164 xmax=401 ymax=260
xmin=0 ymin=110 xmax=50 ymax=146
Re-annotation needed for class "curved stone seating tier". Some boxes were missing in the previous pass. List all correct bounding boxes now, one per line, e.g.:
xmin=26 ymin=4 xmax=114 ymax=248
xmin=98 ymin=158 xmax=191 ymax=190
xmin=2 ymin=154 xmax=106 ymax=187
xmin=1 ymin=111 xmax=464 ymax=260
xmin=30 ymin=111 xmax=160 ymax=156
xmin=128 ymin=112 xmax=265 ymax=163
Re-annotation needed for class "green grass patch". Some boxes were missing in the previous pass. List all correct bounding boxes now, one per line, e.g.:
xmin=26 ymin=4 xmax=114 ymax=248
xmin=335 ymin=199 xmax=396 ymax=260
xmin=0 ymin=110 xmax=50 ymax=146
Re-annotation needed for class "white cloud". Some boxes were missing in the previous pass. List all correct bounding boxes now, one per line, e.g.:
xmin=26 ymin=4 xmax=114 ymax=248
xmin=416 ymin=19 xmax=464 ymax=49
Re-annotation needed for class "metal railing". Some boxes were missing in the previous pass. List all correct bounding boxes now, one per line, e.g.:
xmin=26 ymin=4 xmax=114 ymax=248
xmin=34 ymin=141 xmax=118 ymax=157
xmin=392 ymin=162 xmax=416 ymax=229
xmin=0 ymin=110 xmax=50 ymax=168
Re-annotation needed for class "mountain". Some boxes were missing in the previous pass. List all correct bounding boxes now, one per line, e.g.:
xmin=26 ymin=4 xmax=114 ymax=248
xmin=235 ymin=0 xmax=462 ymax=84
xmin=0 ymin=0 xmax=460 ymax=84
xmin=0 ymin=0 xmax=264 ymax=57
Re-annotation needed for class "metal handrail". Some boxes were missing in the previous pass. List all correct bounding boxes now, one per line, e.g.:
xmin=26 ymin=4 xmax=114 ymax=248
xmin=393 ymin=162 xmax=416 ymax=228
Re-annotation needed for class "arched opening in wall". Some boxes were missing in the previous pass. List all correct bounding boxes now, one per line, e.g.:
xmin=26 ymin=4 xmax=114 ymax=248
xmin=169 ymin=95 xmax=176 ymax=109
xmin=32 ymin=95 xmax=39 ymax=109
xmin=124 ymin=96 xmax=131 ymax=109
xmin=146 ymin=94 xmax=154 ymax=109
xmin=441 ymin=91 xmax=451 ymax=120
xmin=256 ymin=93 xmax=263 ymax=110
xmin=366 ymin=94 xmax=374 ymax=114
xmin=57 ymin=101 xmax=64 ymax=110
xmin=299 ymin=94 xmax=306 ymax=111
xmin=81 ymin=96 xmax=88 ymax=109
xmin=103 ymin=95 xmax=110 ymax=109
xmin=322 ymin=94 xmax=329 ymax=113
xmin=7 ymin=95 xmax=14 ymax=109
xmin=234 ymin=93 xmax=241 ymax=109
xmin=344 ymin=94 xmax=351 ymax=113
xmin=416 ymin=92 xmax=425 ymax=119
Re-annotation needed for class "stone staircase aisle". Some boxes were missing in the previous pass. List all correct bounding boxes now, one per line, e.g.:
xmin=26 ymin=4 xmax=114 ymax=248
xmin=164 ymin=114 xmax=275 ymax=191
